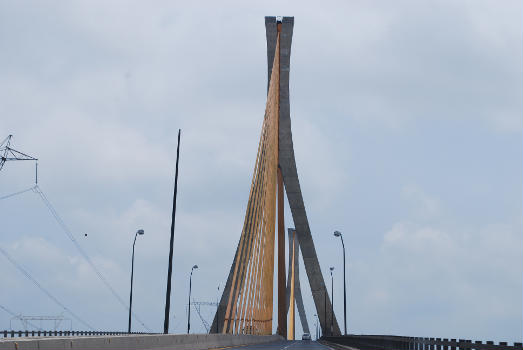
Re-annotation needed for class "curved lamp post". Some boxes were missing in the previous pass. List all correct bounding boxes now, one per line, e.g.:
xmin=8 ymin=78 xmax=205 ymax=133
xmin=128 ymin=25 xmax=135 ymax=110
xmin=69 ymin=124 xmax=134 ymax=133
xmin=128 ymin=229 xmax=144 ymax=333
xmin=187 ymin=265 xmax=198 ymax=334
xmin=334 ymin=230 xmax=347 ymax=335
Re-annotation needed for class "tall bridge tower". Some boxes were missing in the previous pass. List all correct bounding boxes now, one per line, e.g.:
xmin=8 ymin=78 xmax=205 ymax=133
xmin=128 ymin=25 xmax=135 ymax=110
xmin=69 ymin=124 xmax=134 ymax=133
xmin=211 ymin=16 xmax=341 ymax=337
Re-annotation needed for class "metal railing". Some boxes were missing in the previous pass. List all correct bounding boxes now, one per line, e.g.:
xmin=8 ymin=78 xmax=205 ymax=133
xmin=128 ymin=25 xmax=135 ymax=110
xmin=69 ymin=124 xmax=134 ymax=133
xmin=2 ymin=330 xmax=156 ymax=338
xmin=322 ymin=335 xmax=522 ymax=350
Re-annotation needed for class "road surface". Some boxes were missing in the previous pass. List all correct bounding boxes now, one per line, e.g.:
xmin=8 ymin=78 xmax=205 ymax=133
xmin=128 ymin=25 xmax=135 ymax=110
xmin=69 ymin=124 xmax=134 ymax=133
xmin=141 ymin=340 xmax=332 ymax=350
xmin=211 ymin=340 xmax=332 ymax=350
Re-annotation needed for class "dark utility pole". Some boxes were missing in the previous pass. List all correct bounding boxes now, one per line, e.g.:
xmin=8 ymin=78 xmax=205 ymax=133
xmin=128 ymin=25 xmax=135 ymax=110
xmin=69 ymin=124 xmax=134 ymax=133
xmin=187 ymin=265 xmax=198 ymax=334
xmin=164 ymin=129 xmax=181 ymax=334
xmin=334 ymin=231 xmax=347 ymax=335
xmin=128 ymin=229 xmax=144 ymax=333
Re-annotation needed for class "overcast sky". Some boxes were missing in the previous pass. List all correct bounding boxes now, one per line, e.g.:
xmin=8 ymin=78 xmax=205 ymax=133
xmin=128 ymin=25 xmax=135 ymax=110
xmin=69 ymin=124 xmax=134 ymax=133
xmin=0 ymin=0 xmax=521 ymax=343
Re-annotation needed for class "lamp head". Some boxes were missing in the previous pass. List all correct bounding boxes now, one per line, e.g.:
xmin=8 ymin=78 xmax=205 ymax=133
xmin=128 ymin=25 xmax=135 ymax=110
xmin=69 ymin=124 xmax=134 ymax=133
xmin=329 ymin=266 xmax=334 ymax=272
xmin=334 ymin=231 xmax=341 ymax=237
xmin=137 ymin=229 xmax=144 ymax=235
xmin=192 ymin=265 xmax=198 ymax=270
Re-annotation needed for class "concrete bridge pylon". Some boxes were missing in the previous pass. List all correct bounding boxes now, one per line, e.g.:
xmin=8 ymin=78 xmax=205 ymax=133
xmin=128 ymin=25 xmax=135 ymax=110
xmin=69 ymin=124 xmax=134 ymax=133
xmin=210 ymin=16 xmax=341 ymax=337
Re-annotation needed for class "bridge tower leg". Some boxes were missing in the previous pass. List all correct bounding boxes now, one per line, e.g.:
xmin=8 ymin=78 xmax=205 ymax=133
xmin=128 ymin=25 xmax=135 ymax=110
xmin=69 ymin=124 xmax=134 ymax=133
xmin=276 ymin=19 xmax=287 ymax=340
xmin=286 ymin=228 xmax=310 ymax=337
xmin=288 ymin=229 xmax=296 ymax=340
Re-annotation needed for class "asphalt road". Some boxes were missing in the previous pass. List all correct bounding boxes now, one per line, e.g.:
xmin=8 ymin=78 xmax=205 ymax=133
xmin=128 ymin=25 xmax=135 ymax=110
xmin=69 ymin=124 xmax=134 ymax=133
xmin=210 ymin=340 xmax=332 ymax=349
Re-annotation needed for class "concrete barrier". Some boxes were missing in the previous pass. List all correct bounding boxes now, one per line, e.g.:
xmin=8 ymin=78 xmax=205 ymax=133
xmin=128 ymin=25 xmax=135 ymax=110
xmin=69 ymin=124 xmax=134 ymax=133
xmin=0 ymin=333 xmax=284 ymax=350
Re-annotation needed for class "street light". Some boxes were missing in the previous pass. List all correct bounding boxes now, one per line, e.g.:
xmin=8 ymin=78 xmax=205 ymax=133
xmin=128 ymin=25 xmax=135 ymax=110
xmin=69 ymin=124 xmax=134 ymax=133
xmin=334 ymin=230 xmax=347 ymax=335
xmin=187 ymin=265 xmax=198 ymax=334
xmin=128 ymin=229 xmax=144 ymax=333
xmin=329 ymin=266 xmax=334 ymax=336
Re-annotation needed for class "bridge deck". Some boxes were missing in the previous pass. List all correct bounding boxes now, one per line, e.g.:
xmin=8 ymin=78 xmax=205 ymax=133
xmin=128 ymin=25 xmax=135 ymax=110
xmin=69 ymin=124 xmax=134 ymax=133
xmin=142 ymin=340 xmax=332 ymax=350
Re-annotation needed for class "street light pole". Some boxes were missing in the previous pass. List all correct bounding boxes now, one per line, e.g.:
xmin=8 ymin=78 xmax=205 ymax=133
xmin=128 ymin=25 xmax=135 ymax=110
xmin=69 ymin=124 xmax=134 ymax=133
xmin=334 ymin=230 xmax=347 ymax=335
xmin=187 ymin=265 xmax=198 ymax=334
xmin=323 ymin=287 xmax=327 ymax=337
xmin=329 ymin=266 xmax=334 ymax=336
xmin=128 ymin=229 xmax=144 ymax=333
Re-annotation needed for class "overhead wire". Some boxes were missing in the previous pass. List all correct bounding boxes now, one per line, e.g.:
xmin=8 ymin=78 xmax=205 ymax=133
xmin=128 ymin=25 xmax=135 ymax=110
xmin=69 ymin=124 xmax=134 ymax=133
xmin=0 ymin=246 xmax=95 ymax=330
xmin=32 ymin=185 xmax=152 ymax=332
xmin=0 ymin=185 xmax=36 ymax=201
xmin=0 ymin=184 xmax=152 ymax=331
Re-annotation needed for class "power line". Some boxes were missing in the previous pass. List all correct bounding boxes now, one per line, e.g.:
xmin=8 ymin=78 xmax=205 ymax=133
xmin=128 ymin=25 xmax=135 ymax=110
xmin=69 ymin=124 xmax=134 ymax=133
xmin=0 ymin=185 xmax=36 ymax=201
xmin=0 ymin=246 xmax=94 ymax=330
xmin=33 ymin=185 xmax=152 ymax=332
xmin=0 ymin=183 xmax=152 ymax=331
xmin=0 ymin=304 xmax=17 ymax=317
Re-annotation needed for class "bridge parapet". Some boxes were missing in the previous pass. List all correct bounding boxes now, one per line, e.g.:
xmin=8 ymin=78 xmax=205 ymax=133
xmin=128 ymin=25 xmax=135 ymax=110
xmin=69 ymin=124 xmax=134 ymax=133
xmin=322 ymin=335 xmax=522 ymax=350
xmin=2 ymin=330 xmax=151 ymax=338
xmin=0 ymin=333 xmax=283 ymax=350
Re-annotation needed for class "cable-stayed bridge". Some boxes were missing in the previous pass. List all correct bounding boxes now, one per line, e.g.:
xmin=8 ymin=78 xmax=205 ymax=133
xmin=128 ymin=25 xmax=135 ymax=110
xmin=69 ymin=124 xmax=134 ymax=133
xmin=0 ymin=16 xmax=520 ymax=350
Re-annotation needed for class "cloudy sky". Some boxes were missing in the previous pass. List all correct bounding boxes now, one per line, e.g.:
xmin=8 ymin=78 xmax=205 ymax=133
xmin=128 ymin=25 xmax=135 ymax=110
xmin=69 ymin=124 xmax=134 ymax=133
xmin=0 ymin=0 xmax=521 ymax=343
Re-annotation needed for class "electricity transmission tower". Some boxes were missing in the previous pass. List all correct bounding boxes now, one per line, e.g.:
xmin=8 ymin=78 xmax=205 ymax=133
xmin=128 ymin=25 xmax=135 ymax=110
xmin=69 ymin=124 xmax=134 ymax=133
xmin=10 ymin=313 xmax=72 ymax=331
xmin=0 ymin=135 xmax=38 ymax=182
xmin=190 ymin=301 xmax=218 ymax=333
